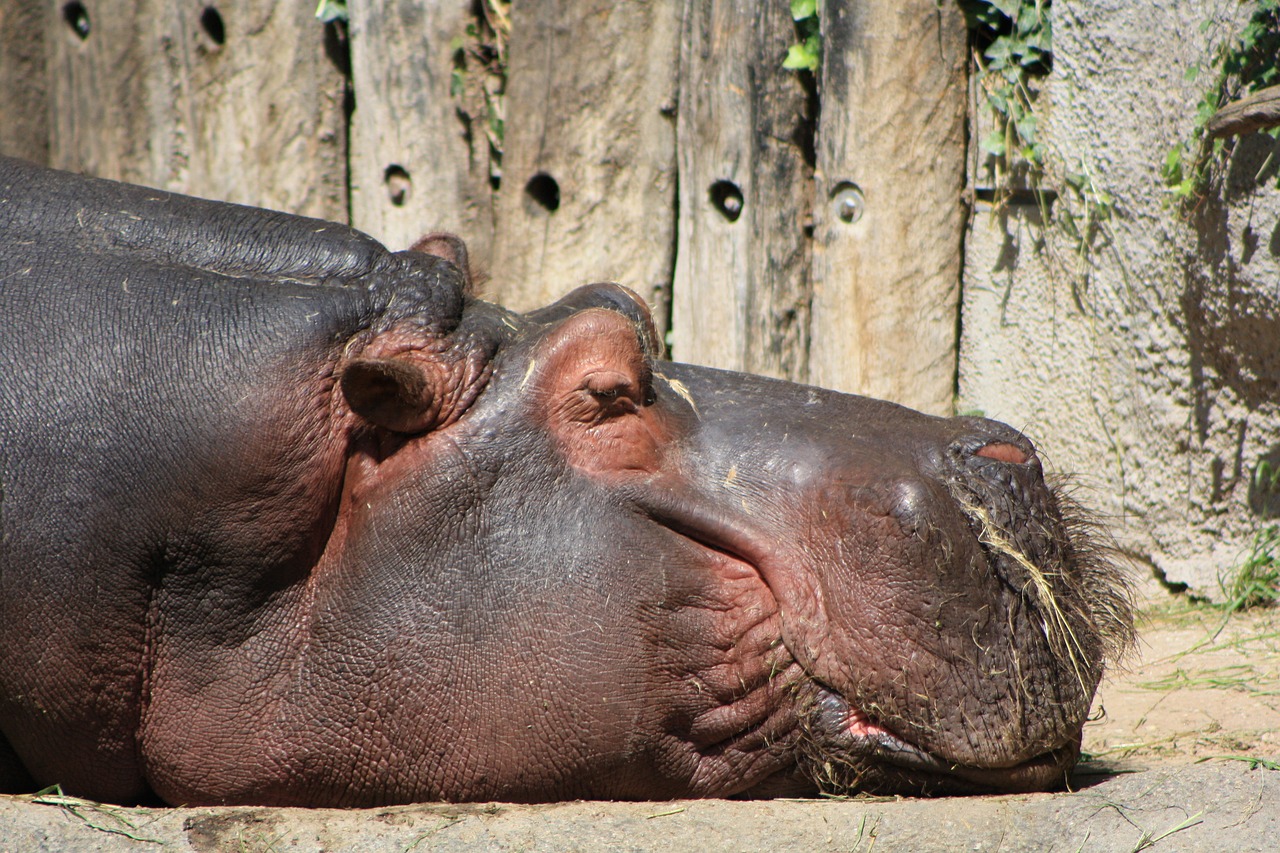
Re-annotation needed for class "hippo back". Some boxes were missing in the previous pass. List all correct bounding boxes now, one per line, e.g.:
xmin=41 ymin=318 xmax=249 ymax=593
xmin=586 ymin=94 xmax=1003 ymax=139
xmin=0 ymin=156 xmax=449 ymax=801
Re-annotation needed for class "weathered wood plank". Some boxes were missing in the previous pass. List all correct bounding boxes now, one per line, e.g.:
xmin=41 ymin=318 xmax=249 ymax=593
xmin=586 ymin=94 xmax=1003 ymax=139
xmin=46 ymin=0 xmax=151 ymax=183
xmin=671 ymin=0 xmax=813 ymax=379
xmin=0 ymin=2 xmax=49 ymax=164
xmin=49 ymin=1 xmax=346 ymax=219
xmin=146 ymin=2 xmax=348 ymax=218
xmin=1207 ymin=83 xmax=1280 ymax=139
xmin=490 ymin=0 xmax=679 ymax=329
xmin=809 ymin=0 xmax=967 ymax=414
xmin=348 ymin=0 xmax=495 ymax=256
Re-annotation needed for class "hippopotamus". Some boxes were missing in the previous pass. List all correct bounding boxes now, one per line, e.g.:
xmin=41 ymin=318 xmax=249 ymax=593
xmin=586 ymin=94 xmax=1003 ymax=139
xmin=0 ymin=155 xmax=1132 ymax=807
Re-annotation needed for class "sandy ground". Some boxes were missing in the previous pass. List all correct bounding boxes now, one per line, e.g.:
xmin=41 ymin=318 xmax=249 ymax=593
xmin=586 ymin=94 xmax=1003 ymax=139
xmin=1082 ymin=585 xmax=1280 ymax=777
xmin=2 ymin=587 xmax=1278 ymax=852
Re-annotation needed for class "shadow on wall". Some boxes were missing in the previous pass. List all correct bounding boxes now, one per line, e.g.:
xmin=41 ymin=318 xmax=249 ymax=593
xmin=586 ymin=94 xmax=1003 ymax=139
xmin=1179 ymin=133 xmax=1280 ymax=421
xmin=1251 ymin=444 xmax=1280 ymax=519
xmin=1177 ymin=132 xmax=1280 ymax=523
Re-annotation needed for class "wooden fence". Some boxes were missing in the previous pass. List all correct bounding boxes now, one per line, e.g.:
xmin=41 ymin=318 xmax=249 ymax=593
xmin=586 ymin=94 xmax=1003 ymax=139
xmin=1 ymin=0 xmax=969 ymax=414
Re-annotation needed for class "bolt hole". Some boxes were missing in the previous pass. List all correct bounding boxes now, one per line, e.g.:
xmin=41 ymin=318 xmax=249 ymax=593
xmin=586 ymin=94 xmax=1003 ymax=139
xmin=709 ymin=180 xmax=744 ymax=222
xmin=525 ymin=172 xmax=560 ymax=213
xmin=384 ymin=165 xmax=412 ymax=207
xmin=63 ymin=2 xmax=90 ymax=40
xmin=200 ymin=7 xmax=226 ymax=46
xmin=830 ymin=181 xmax=865 ymax=224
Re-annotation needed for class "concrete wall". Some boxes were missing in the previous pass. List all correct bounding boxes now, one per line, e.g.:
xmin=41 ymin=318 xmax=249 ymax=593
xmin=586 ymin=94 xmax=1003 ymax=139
xmin=959 ymin=0 xmax=1280 ymax=596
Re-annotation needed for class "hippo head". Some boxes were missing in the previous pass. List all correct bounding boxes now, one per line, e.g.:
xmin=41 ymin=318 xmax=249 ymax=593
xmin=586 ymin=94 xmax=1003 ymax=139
xmin=0 ymin=157 xmax=1134 ymax=809
xmin=332 ymin=263 xmax=1134 ymax=802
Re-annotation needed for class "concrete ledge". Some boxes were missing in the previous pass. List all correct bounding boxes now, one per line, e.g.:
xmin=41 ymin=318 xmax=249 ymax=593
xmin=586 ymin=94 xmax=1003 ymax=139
xmin=1 ymin=762 xmax=1276 ymax=852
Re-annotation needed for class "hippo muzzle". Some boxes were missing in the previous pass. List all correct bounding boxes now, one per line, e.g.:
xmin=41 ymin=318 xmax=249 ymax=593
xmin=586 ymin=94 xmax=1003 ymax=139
xmin=577 ymin=301 xmax=1134 ymax=798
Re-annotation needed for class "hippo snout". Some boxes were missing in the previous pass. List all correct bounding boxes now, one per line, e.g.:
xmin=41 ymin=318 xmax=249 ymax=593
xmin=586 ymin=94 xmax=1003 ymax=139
xmin=791 ymin=416 xmax=1132 ymax=794
xmin=643 ymin=385 xmax=1135 ymax=797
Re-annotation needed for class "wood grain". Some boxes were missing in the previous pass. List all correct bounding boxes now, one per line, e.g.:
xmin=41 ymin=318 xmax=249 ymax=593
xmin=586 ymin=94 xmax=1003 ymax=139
xmin=348 ymin=0 xmax=495 ymax=257
xmin=0 ymin=1 xmax=49 ymax=164
xmin=490 ymin=0 xmax=679 ymax=331
xmin=670 ymin=0 xmax=813 ymax=379
xmin=809 ymin=0 xmax=968 ymax=414
xmin=49 ymin=1 xmax=346 ymax=219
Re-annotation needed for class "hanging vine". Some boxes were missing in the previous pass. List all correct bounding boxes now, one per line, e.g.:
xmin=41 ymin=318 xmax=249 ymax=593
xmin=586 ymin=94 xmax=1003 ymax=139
xmin=1163 ymin=1 xmax=1280 ymax=207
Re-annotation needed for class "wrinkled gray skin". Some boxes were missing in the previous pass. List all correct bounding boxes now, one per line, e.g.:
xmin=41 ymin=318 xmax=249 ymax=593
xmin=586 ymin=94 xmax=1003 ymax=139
xmin=0 ymin=156 xmax=1133 ymax=807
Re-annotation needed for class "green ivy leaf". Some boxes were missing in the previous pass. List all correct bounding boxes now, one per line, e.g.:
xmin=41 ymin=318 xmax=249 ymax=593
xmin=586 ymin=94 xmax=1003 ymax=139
xmin=1162 ymin=148 xmax=1184 ymax=184
xmin=984 ymin=38 xmax=1015 ymax=65
xmin=314 ymin=0 xmax=347 ymax=23
xmin=1015 ymin=111 xmax=1038 ymax=145
xmin=783 ymin=42 xmax=819 ymax=72
xmin=1170 ymin=178 xmax=1198 ymax=199
xmin=1015 ymin=4 xmax=1044 ymax=38
xmin=991 ymin=0 xmax=1021 ymax=20
xmin=790 ymin=0 xmax=817 ymax=21
xmin=980 ymin=129 xmax=1007 ymax=156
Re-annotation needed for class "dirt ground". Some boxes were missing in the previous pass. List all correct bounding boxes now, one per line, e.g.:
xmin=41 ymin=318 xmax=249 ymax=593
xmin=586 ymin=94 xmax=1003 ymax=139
xmin=2 ymin=584 xmax=1279 ymax=852
xmin=1081 ymin=581 xmax=1280 ymax=778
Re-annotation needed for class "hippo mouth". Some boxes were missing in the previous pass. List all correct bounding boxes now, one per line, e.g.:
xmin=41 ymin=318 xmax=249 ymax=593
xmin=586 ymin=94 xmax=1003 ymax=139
xmin=652 ymin=513 xmax=1085 ymax=797
xmin=799 ymin=687 xmax=1078 ymax=796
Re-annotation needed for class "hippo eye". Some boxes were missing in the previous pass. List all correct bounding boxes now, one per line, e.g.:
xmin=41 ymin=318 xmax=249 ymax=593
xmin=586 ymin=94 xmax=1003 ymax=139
xmin=576 ymin=370 xmax=644 ymax=422
xmin=583 ymin=370 xmax=631 ymax=401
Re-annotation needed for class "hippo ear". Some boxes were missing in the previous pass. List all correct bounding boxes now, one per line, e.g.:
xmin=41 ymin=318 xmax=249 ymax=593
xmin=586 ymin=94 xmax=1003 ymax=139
xmin=407 ymin=231 xmax=476 ymax=293
xmin=341 ymin=357 xmax=438 ymax=434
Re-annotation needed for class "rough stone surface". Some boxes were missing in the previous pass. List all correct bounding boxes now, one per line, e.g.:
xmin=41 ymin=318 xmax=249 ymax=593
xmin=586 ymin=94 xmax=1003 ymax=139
xmin=0 ymin=762 xmax=1273 ymax=852
xmin=958 ymin=0 xmax=1280 ymax=597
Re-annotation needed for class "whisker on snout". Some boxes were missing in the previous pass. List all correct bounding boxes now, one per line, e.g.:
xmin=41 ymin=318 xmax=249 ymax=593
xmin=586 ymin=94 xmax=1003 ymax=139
xmin=949 ymin=474 xmax=1136 ymax=682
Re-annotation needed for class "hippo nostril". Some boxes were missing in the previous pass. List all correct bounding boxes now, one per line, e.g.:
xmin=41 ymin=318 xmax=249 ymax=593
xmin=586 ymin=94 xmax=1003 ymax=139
xmin=974 ymin=442 xmax=1031 ymax=465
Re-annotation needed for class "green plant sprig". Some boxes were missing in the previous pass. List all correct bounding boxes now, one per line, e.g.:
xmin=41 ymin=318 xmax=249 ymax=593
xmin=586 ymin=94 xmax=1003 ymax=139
xmin=963 ymin=2 xmax=1120 ymax=303
xmin=1164 ymin=1 xmax=1280 ymax=204
xmin=963 ymin=0 xmax=1052 ymax=177
xmin=784 ymin=0 xmax=820 ymax=72
xmin=449 ymin=0 xmax=511 ymax=186
xmin=1219 ymin=524 xmax=1280 ymax=613
xmin=1257 ymin=460 xmax=1280 ymax=496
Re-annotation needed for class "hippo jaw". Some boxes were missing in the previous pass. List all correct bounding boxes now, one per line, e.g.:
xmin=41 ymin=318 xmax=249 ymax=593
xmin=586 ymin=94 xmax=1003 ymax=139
xmin=797 ymin=460 xmax=1131 ymax=796
xmin=800 ymin=689 xmax=1082 ymax=795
